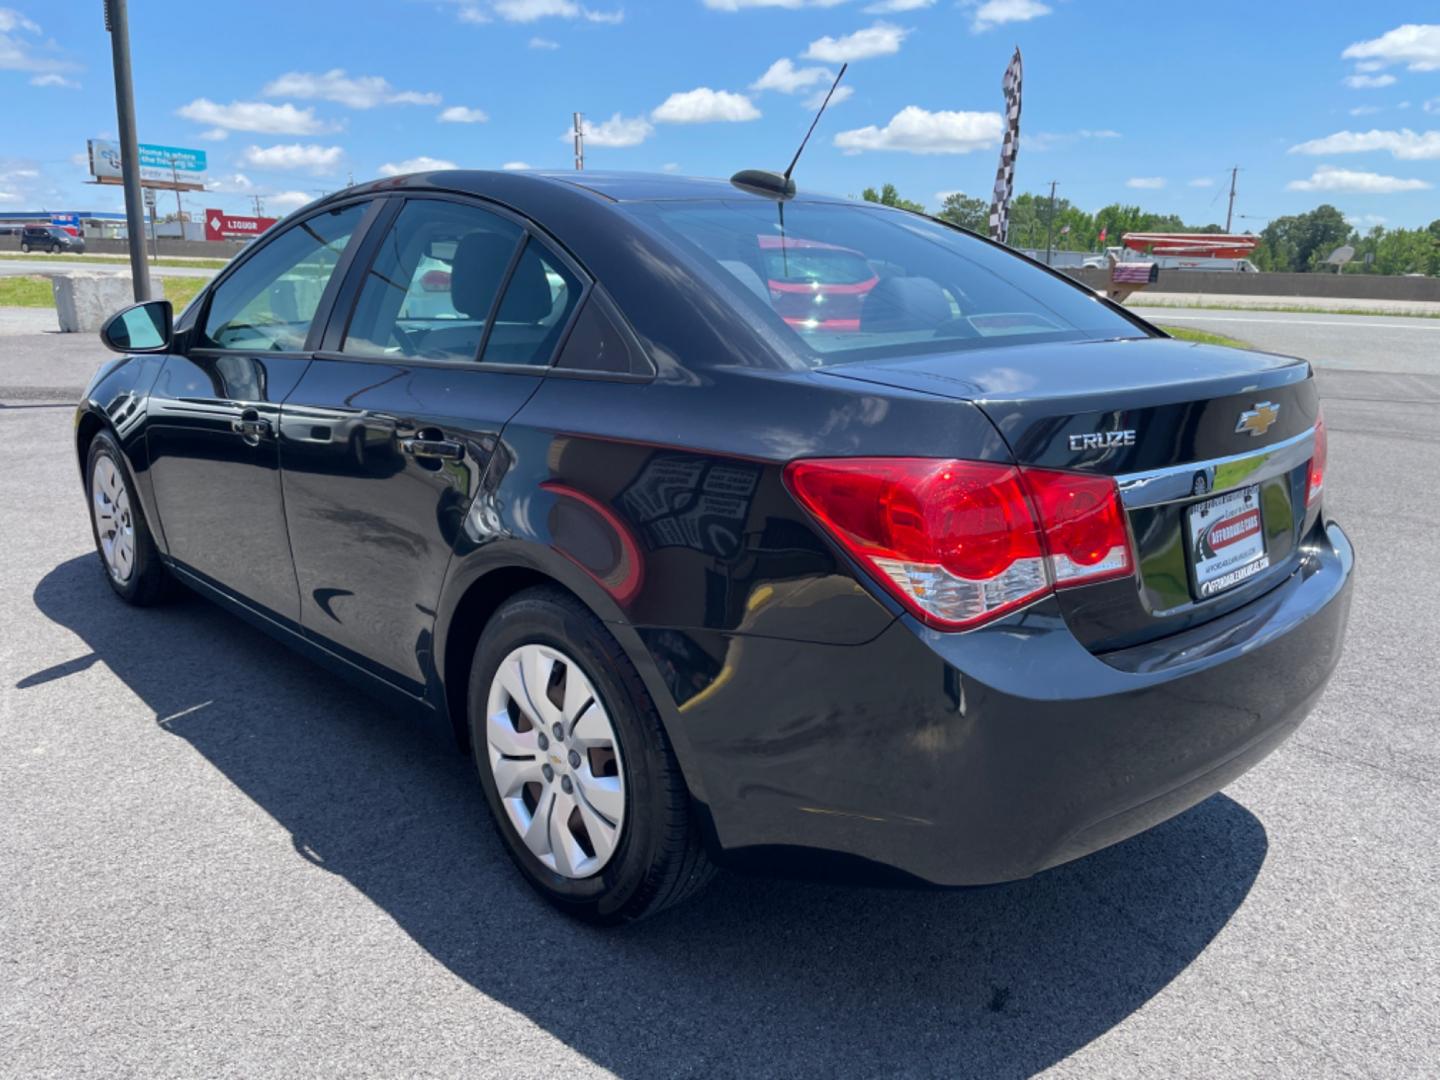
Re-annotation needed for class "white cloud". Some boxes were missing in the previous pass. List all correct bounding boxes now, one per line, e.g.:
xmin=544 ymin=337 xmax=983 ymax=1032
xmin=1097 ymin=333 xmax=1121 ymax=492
xmin=652 ymin=88 xmax=760 ymax=123
xmin=751 ymin=58 xmax=833 ymax=94
xmin=0 ymin=7 xmax=71 ymax=73
xmin=529 ymin=35 xmax=560 ymax=48
xmin=377 ymin=156 xmax=459 ymax=176
xmin=834 ymin=105 xmax=1002 ymax=154
xmin=970 ymin=0 xmax=1052 ymax=33
xmin=865 ymin=0 xmax=934 ymax=11
xmin=489 ymin=0 xmax=623 ymax=22
xmin=804 ymin=22 xmax=908 ymax=62
xmin=1344 ymin=73 xmax=1397 ymax=89
xmin=1028 ymin=128 xmax=1120 ymax=150
xmin=177 ymin=99 xmax=333 ymax=135
xmin=1125 ymin=177 xmax=1166 ymax=189
xmin=204 ymin=173 xmax=254 ymax=193
xmin=0 ymin=190 xmax=20 ymax=203
xmin=1286 ymin=164 xmax=1430 ymax=193
xmin=29 ymin=72 xmax=78 ymax=88
xmin=241 ymin=143 xmax=345 ymax=175
xmin=501 ymin=161 xmax=531 ymax=170
xmin=803 ymin=83 xmax=853 ymax=109
xmin=1349 ymin=105 xmax=1383 ymax=116
xmin=439 ymin=105 xmax=489 ymax=123
xmin=570 ymin=112 xmax=654 ymax=146
xmin=1426 ymin=98 xmax=1440 ymax=113
xmin=702 ymin=0 xmax=849 ymax=9
xmin=662 ymin=162 xmax=680 ymax=172
xmin=1342 ymin=24 xmax=1440 ymax=72
xmin=1346 ymin=212 xmax=1387 ymax=227
xmin=199 ymin=128 xmax=230 ymax=141
xmin=261 ymin=69 xmax=439 ymax=109
xmin=268 ymin=191 xmax=312 ymax=211
xmin=1289 ymin=128 xmax=1440 ymax=160
xmin=1187 ymin=177 xmax=1215 ymax=188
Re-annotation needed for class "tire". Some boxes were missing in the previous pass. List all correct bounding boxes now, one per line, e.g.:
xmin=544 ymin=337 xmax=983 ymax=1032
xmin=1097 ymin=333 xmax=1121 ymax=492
xmin=20 ymin=242 xmax=29 ymax=253
xmin=468 ymin=586 xmax=715 ymax=923
xmin=49 ymin=243 xmax=59 ymax=254
xmin=85 ymin=429 xmax=171 ymax=605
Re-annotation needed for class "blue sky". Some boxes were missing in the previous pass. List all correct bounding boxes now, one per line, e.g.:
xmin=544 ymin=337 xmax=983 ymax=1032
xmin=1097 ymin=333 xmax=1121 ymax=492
xmin=4 ymin=1 xmax=1440 ymax=231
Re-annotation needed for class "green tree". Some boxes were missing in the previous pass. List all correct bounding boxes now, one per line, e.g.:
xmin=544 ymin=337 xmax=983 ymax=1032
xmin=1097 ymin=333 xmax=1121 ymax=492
xmin=1254 ymin=205 xmax=1350 ymax=272
xmin=936 ymin=191 xmax=989 ymax=232
xmin=861 ymin=183 xmax=926 ymax=214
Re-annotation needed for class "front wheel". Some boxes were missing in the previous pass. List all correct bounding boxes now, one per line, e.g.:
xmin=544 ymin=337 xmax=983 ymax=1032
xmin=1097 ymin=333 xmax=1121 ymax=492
xmin=20 ymin=242 xmax=29 ymax=253
xmin=468 ymin=587 xmax=714 ymax=923
xmin=49 ymin=243 xmax=59 ymax=254
xmin=85 ymin=429 xmax=171 ymax=605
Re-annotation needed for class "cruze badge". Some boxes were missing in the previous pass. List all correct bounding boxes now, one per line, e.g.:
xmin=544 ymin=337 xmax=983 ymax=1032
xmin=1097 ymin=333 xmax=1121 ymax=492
xmin=1068 ymin=429 xmax=1136 ymax=452
xmin=1235 ymin=402 xmax=1280 ymax=438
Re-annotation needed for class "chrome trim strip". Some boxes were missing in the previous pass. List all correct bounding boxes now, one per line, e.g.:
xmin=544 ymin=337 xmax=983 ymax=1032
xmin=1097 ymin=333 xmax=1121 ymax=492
xmin=1116 ymin=427 xmax=1316 ymax=509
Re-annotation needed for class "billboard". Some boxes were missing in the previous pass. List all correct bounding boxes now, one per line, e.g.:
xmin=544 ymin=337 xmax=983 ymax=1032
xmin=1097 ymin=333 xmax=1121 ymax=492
xmin=88 ymin=139 xmax=208 ymax=190
xmin=203 ymin=209 xmax=278 ymax=242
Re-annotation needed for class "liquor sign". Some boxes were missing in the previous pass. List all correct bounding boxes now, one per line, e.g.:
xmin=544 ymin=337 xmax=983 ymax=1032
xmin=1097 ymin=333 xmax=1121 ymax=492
xmin=203 ymin=209 xmax=278 ymax=242
xmin=88 ymin=139 xmax=208 ymax=190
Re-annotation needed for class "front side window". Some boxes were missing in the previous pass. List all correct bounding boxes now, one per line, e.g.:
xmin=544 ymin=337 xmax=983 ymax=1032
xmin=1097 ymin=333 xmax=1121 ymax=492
xmin=624 ymin=199 xmax=1149 ymax=365
xmin=200 ymin=202 xmax=366 ymax=352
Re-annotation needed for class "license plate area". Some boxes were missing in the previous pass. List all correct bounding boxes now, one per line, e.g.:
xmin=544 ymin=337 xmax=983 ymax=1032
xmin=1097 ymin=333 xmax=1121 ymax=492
xmin=1186 ymin=484 xmax=1269 ymax=599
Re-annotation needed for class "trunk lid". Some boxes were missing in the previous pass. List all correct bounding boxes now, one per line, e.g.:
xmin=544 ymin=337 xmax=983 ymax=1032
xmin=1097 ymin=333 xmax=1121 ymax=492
xmin=820 ymin=337 xmax=1322 ymax=651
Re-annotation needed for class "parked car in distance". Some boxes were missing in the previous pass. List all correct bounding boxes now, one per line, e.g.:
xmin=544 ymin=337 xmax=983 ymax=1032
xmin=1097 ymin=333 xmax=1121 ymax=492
xmin=21 ymin=224 xmax=86 ymax=254
xmin=76 ymin=170 xmax=1353 ymax=924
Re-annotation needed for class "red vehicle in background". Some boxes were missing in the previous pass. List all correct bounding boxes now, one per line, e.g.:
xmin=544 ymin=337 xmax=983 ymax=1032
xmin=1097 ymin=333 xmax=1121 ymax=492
xmin=758 ymin=234 xmax=878 ymax=331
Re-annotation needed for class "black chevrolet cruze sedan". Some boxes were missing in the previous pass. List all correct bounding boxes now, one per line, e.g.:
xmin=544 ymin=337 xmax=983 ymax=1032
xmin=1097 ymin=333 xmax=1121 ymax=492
xmin=77 ymin=170 xmax=1353 ymax=923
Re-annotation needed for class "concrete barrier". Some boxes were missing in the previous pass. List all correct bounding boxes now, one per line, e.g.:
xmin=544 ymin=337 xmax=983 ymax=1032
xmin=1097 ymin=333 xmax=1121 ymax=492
xmin=50 ymin=274 xmax=166 ymax=333
xmin=0 ymin=235 xmax=241 ymax=259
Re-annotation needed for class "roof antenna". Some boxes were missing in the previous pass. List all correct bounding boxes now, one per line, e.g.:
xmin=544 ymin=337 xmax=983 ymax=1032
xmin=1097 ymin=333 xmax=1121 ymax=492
xmin=731 ymin=62 xmax=848 ymax=201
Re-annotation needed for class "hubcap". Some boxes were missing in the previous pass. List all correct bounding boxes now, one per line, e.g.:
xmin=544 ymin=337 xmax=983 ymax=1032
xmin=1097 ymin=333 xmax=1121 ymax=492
xmin=484 ymin=643 xmax=626 ymax=879
xmin=91 ymin=456 xmax=135 ymax=584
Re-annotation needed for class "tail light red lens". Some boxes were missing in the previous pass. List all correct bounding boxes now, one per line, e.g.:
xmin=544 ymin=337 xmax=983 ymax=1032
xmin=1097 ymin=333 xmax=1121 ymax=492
xmin=784 ymin=457 xmax=1134 ymax=631
xmin=1307 ymin=410 xmax=1326 ymax=507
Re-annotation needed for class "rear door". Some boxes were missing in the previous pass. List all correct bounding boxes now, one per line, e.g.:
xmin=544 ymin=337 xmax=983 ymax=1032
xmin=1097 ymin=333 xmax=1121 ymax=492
xmin=277 ymin=194 xmax=585 ymax=693
xmin=145 ymin=200 xmax=374 ymax=619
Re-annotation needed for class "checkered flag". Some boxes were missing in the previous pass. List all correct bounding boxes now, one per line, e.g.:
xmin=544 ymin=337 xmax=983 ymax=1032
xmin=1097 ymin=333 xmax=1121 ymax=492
xmin=987 ymin=47 xmax=1023 ymax=245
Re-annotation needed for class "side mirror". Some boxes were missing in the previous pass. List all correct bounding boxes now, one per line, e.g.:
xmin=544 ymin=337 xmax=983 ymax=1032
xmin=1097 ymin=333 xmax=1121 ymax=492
xmin=100 ymin=299 xmax=174 ymax=354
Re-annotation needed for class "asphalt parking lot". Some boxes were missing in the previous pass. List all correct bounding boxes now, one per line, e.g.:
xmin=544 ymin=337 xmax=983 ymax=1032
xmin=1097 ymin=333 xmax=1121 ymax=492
xmin=2 ymin=309 xmax=1437 ymax=1078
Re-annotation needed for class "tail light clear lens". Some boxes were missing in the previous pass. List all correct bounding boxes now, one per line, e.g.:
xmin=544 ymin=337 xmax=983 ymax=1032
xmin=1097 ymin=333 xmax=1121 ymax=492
xmin=784 ymin=457 xmax=1134 ymax=631
xmin=1307 ymin=410 xmax=1326 ymax=507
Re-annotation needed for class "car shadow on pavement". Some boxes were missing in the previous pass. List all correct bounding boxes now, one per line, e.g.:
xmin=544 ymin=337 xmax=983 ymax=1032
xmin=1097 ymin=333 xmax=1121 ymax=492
xmin=28 ymin=555 xmax=1270 ymax=1079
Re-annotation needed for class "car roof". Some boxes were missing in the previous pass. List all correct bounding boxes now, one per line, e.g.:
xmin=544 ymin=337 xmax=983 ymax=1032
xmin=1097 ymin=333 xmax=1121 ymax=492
xmin=342 ymin=169 xmax=852 ymax=207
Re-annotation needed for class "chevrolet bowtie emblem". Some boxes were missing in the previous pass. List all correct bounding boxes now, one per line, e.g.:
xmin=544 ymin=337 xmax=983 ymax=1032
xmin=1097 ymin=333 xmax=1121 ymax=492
xmin=1235 ymin=401 xmax=1280 ymax=438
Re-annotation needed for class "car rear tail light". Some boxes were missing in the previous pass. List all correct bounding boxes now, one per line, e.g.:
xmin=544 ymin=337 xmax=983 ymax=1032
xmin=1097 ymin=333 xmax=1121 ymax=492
xmin=784 ymin=457 xmax=1134 ymax=631
xmin=1307 ymin=410 xmax=1326 ymax=507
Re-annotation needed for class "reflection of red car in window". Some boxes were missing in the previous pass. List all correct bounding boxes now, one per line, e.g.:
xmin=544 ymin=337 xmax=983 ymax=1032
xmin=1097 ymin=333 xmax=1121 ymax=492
xmin=758 ymin=235 xmax=878 ymax=332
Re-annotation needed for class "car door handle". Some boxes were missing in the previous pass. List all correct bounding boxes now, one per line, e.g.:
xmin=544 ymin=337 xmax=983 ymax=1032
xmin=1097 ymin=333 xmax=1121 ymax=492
xmin=230 ymin=417 xmax=271 ymax=438
xmin=401 ymin=437 xmax=464 ymax=461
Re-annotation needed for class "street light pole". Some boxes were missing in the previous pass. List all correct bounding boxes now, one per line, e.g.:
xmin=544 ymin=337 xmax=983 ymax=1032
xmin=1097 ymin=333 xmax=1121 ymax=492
xmin=104 ymin=0 xmax=151 ymax=301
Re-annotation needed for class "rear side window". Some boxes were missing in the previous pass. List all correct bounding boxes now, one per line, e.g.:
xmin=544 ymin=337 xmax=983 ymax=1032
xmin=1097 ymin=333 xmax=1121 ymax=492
xmin=481 ymin=237 xmax=583 ymax=366
xmin=201 ymin=203 xmax=365 ymax=352
xmin=554 ymin=293 xmax=646 ymax=375
xmin=341 ymin=199 xmax=523 ymax=362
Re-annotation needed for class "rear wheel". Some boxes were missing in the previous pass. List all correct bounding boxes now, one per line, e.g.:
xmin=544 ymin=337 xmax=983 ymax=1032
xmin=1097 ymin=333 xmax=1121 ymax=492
xmin=49 ymin=243 xmax=59 ymax=254
xmin=86 ymin=430 xmax=170 ymax=605
xmin=20 ymin=242 xmax=29 ymax=253
xmin=468 ymin=586 xmax=714 ymax=923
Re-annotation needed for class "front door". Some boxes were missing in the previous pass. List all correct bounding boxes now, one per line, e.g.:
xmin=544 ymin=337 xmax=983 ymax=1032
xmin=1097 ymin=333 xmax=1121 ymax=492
xmin=145 ymin=201 xmax=371 ymax=620
xmin=279 ymin=195 xmax=584 ymax=691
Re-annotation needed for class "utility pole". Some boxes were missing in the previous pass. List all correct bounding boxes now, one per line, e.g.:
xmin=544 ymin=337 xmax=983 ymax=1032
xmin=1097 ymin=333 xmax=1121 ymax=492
xmin=251 ymin=195 xmax=265 ymax=216
xmin=573 ymin=112 xmax=584 ymax=171
xmin=169 ymin=155 xmax=183 ymax=223
xmin=1225 ymin=166 xmax=1239 ymax=233
xmin=1044 ymin=180 xmax=1058 ymax=266
xmin=104 ymin=0 xmax=151 ymax=301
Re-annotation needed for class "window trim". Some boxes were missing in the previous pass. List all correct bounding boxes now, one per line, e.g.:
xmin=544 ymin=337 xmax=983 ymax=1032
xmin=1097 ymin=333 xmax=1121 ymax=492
xmin=187 ymin=195 xmax=384 ymax=357
xmin=316 ymin=191 xmax=594 ymax=372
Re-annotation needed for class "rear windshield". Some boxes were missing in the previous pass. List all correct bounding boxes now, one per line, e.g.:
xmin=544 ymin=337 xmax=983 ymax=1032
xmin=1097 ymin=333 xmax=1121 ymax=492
xmin=624 ymin=199 xmax=1147 ymax=365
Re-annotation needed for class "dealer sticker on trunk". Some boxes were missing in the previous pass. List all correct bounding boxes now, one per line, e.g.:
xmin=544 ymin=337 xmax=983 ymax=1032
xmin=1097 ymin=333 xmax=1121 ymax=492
xmin=1187 ymin=484 xmax=1269 ymax=599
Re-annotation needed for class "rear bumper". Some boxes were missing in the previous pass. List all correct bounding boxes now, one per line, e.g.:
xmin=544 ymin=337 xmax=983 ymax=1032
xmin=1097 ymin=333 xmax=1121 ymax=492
xmin=648 ymin=522 xmax=1354 ymax=886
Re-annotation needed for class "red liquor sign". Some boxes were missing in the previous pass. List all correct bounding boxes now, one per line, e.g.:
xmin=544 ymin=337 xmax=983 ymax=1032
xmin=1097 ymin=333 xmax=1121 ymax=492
xmin=204 ymin=209 xmax=278 ymax=242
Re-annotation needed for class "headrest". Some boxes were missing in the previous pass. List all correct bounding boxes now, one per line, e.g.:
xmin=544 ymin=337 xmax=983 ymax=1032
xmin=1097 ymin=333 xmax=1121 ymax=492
xmin=450 ymin=232 xmax=518 ymax=319
xmin=860 ymin=275 xmax=952 ymax=334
